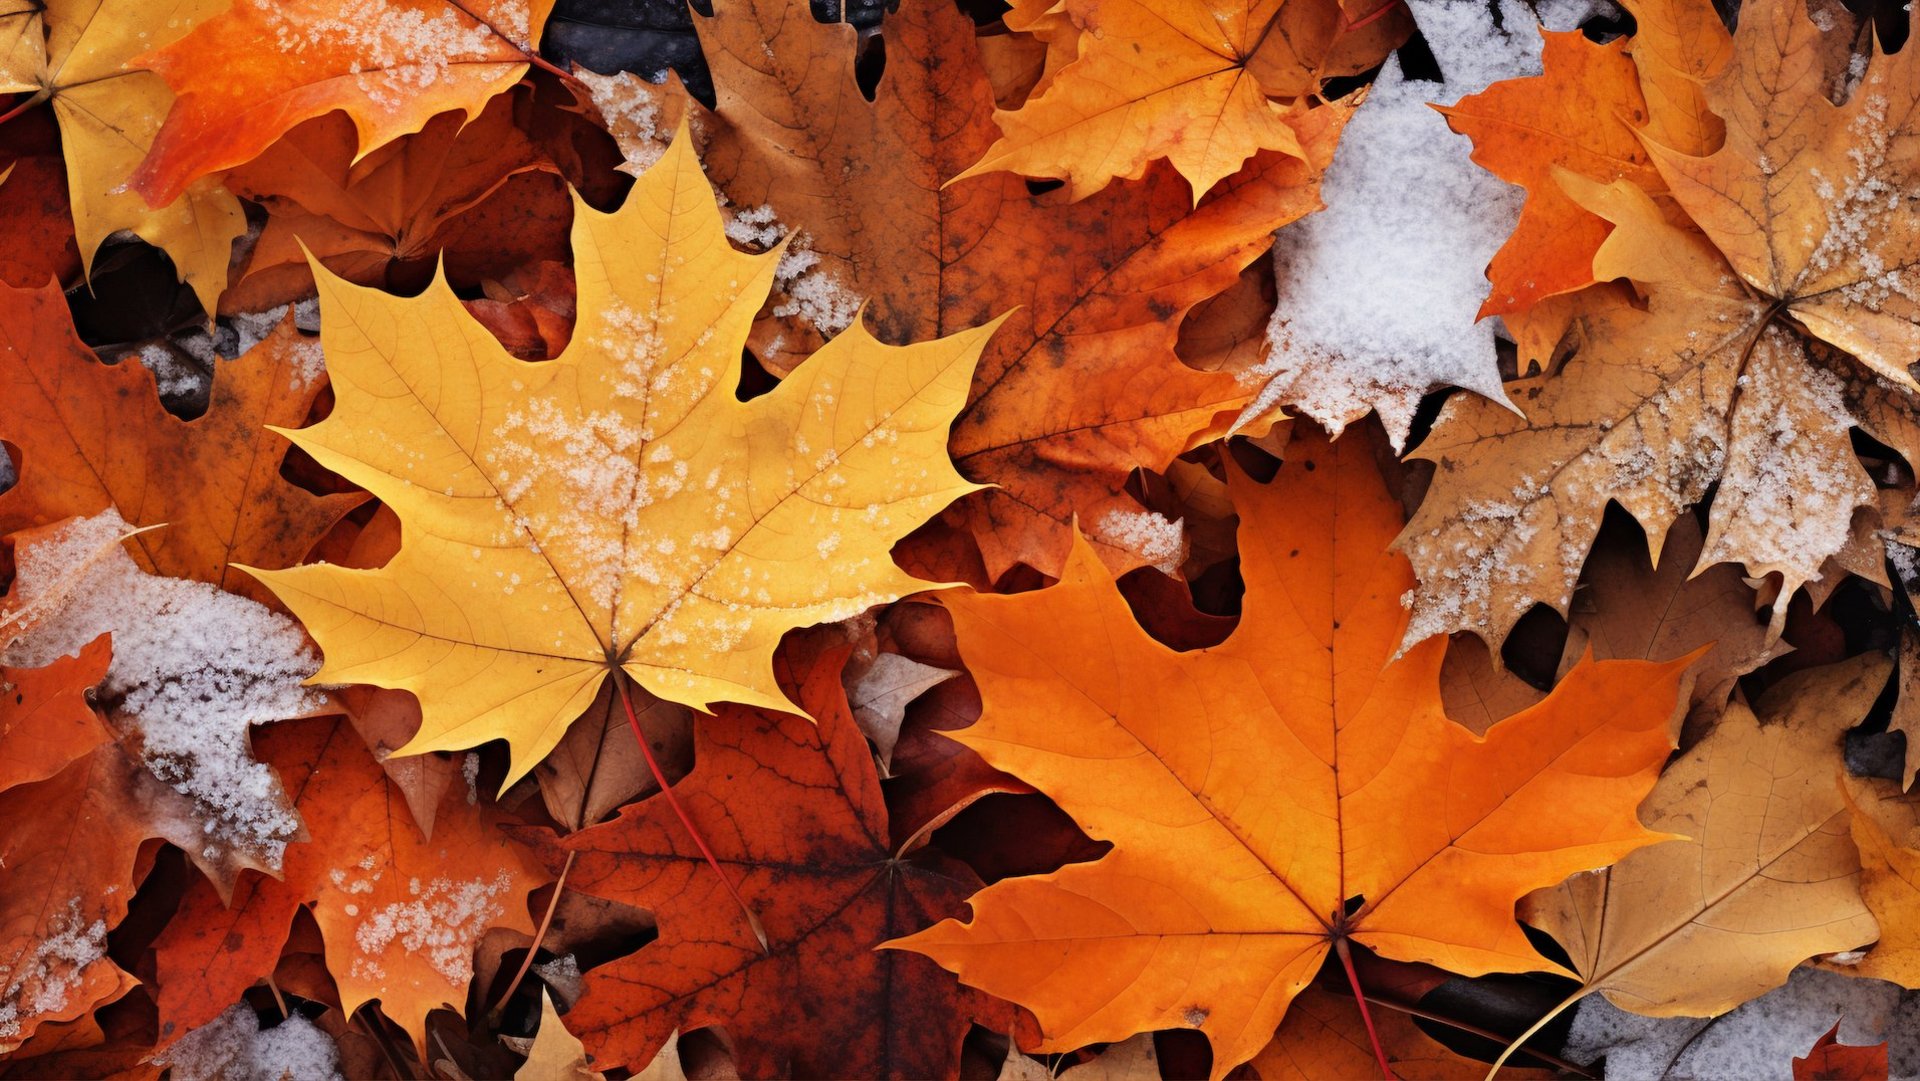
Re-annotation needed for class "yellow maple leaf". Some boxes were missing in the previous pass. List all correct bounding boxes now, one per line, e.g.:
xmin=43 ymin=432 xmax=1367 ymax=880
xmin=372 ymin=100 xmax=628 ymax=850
xmin=0 ymin=0 xmax=245 ymax=315
xmin=953 ymin=0 xmax=1403 ymax=201
xmin=248 ymin=129 xmax=1001 ymax=783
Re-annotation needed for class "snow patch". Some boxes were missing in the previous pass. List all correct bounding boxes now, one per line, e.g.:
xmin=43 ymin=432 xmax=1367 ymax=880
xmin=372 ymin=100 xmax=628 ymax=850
xmin=0 ymin=900 xmax=107 ymax=1042
xmin=1242 ymin=0 xmax=1602 ymax=447
xmin=534 ymin=953 xmax=585 ymax=1007
xmin=349 ymin=871 xmax=514 ymax=985
xmin=580 ymin=69 xmax=672 ymax=174
xmin=153 ymin=1003 xmax=342 ymax=1081
xmin=1566 ymin=966 xmax=1918 ymax=1079
xmin=0 ymin=511 xmax=324 ymax=869
xmin=1088 ymin=508 xmax=1188 ymax=575
xmin=723 ymin=204 xmax=862 ymax=339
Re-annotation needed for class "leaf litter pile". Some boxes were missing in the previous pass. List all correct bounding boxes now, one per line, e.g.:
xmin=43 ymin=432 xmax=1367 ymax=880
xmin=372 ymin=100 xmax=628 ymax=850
xmin=11 ymin=0 xmax=1920 ymax=1078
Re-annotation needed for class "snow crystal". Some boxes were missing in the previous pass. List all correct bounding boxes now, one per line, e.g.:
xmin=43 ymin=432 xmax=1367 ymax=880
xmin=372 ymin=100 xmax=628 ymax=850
xmin=534 ymin=953 xmax=585 ymax=1007
xmin=137 ymin=342 xmax=211 ymax=402
xmin=255 ymin=0 xmax=531 ymax=110
xmin=1699 ymin=328 xmax=1872 ymax=621
xmin=0 ymin=900 xmax=107 ymax=1041
xmin=462 ymin=751 xmax=481 ymax=805
xmin=1243 ymin=0 xmax=1601 ymax=448
xmin=154 ymin=1003 xmax=342 ymax=1081
xmin=0 ymin=511 xmax=324 ymax=869
xmin=723 ymin=204 xmax=862 ymax=338
xmin=1566 ymin=966 xmax=1919 ymax=1079
xmin=349 ymin=871 xmax=514 ymax=985
xmin=579 ymin=69 xmax=672 ymax=175
xmin=1089 ymin=508 xmax=1188 ymax=575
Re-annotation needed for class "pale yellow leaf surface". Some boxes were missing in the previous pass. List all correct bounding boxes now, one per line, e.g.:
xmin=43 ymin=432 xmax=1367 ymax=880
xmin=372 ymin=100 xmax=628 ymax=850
xmin=248 ymin=130 xmax=1000 ymax=783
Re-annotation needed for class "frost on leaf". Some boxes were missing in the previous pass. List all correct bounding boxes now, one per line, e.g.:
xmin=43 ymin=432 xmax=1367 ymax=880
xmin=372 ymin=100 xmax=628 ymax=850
xmin=247 ymin=130 xmax=998 ymax=783
xmin=1 ymin=511 xmax=322 ymax=874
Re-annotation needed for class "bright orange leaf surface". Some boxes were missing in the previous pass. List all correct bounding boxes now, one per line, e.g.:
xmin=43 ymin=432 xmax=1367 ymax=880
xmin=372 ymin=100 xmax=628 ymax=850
xmin=150 ymin=714 xmax=545 ymax=1048
xmin=893 ymin=429 xmax=1696 ymax=1077
xmin=0 ymin=285 xmax=359 ymax=597
xmin=129 ymin=0 xmax=558 ymax=207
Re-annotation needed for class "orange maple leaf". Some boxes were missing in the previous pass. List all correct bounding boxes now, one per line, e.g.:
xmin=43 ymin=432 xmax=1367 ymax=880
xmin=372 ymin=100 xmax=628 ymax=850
xmin=951 ymin=0 xmax=1406 ymax=201
xmin=892 ymin=428 xmax=1698 ymax=1078
xmin=0 ymin=283 xmax=360 ymax=600
xmin=150 ymin=714 xmax=545 ymax=1050
xmin=129 ymin=0 xmax=558 ymax=207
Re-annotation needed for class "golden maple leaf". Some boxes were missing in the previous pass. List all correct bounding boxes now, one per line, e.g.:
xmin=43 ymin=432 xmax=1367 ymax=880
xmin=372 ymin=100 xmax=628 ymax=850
xmin=0 ymin=0 xmax=245 ymax=314
xmin=890 ymin=428 xmax=1696 ymax=1079
xmin=1507 ymin=656 xmax=1885 ymax=1066
xmin=1645 ymin=0 xmax=1920 ymax=388
xmin=248 ymin=129 xmax=1002 ymax=783
xmin=951 ymin=0 xmax=1405 ymax=201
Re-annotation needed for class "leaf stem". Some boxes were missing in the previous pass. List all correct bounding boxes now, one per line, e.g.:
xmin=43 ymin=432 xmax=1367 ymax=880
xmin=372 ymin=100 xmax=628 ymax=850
xmin=1336 ymin=937 xmax=1397 ymax=1080
xmin=0 ymin=89 xmax=48 ymax=129
xmin=1362 ymin=994 xmax=1596 ymax=1079
xmin=487 ymin=849 xmax=576 ymax=1022
xmin=443 ymin=0 xmax=584 ymax=88
xmin=615 ymin=674 xmax=768 ymax=954
xmin=1484 ymin=988 xmax=1588 ymax=1081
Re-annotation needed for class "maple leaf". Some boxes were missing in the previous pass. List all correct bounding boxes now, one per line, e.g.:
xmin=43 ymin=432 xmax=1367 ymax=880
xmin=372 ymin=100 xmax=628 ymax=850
xmin=515 ymin=989 xmax=605 ymax=1081
xmin=685 ymin=0 xmax=1349 ymax=579
xmin=1440 ymin=513 xmax=1783 ymax=735
xmin=150 ymin=714 xmax=544 ymax=1049
xmin=0 ymin=0 xmax=245 ymax=314
xmin=1399 ymin=174 xmax=1881 ymax=647
xmin=890 ymin=428 xmax=1695 ymax=1078
xmin=1439 ymin=30 xmax=1658 ymax=317
xmin=0 ymin=737 xmax=150 ymax=1053
xmin=1793 ymin=1023 xmax=1890 ymax=1081
xmin=1517 ymin=655 xmax=1885 ymax=1038
xmin=512 ymin=633 xmax=1009 ymax=1079
xmin=128 ymin=0 xmax=557 ymax=207
xmin=0 ymin=636 xmax=111 ymax=793
xmin=221 ymin=93 xmax=569 ymax=312
xmin=0 ymin=284 xmax=360 ymax=601
xmin=949 ymin=0 xmax=1406 ymax=201
xmin=0 ymin=110 xmax=81 ymax=290
xmin=1620 ymin=0 xmax=1731 ymax=157
xmin=1643 ymin=0 xmax=1920 ymax=388
xmin=247 ymin=128 xmax=1002 ymax=782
